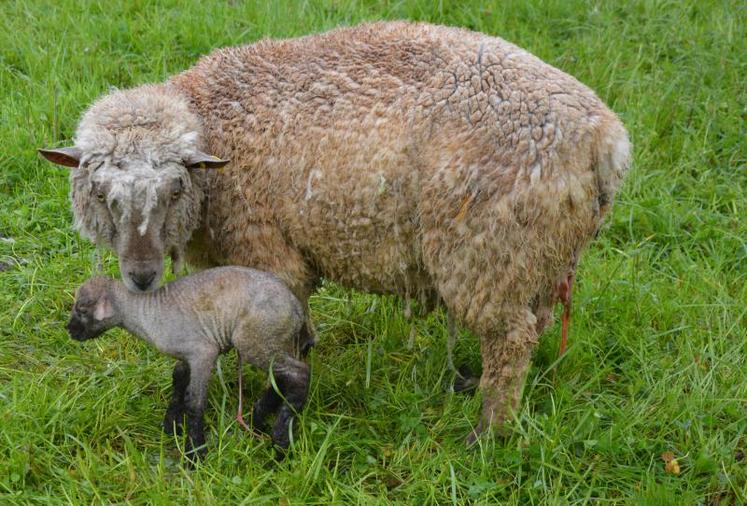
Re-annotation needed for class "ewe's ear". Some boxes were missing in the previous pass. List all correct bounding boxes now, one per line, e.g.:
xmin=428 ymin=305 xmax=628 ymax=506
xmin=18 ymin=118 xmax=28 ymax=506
xmin=93 ymin=296 xmax=114 ymax=321
xmin=185 ymin=151 xmax=230 ymax=169
xmin=38 ymin=147 xmax=82 ymax=168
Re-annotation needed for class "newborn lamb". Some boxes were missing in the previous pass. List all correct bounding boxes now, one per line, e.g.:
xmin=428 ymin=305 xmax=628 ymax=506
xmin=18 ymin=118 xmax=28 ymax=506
xmin=67 ymin=266 xmax=314 ymax=460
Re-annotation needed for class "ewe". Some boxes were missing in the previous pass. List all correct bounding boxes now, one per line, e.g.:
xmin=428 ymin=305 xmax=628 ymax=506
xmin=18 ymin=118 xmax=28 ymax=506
xmin=44 ymin=21 xmax=631 ymax=440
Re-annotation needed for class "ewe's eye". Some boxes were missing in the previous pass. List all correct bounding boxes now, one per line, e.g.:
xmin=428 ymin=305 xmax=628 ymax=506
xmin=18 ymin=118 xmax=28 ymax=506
xmin=96 ymin=192 xmax=106 ymax=203
xmin=171 ymin=189 xmax=181 ymax=201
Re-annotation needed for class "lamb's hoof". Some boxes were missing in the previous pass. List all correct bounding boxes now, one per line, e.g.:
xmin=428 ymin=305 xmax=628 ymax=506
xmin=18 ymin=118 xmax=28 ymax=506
xmin=183 ymin=445 xmax=207 ymax=468
xmin=273 ymin=446 xmax=288 ymax=462
xmin=272 ymin=436 xmax=290 ymax=457
xmin=453 ymin=365 xmax=479 ymax=394
xmin=163 ymin=421 xmax=181 ymax=437
xmin=271 ymin=430 xmax=291 ymax=461
xmin=251 ymin=419 xmax=271 ymax=436
xmin=163 ymin=409 xmax=184 ymax=436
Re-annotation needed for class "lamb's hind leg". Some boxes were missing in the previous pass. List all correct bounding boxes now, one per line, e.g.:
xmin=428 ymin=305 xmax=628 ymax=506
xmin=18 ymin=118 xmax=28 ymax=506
xmin=163 ymin=361 xmax=190 ymax=436
xmin=468 ymin=305 xmax=539 ymax=444
xmin=252 ymin=383 xmax=283 ymax=434
xmin=270 ymin=357 xmax=310 ymax=460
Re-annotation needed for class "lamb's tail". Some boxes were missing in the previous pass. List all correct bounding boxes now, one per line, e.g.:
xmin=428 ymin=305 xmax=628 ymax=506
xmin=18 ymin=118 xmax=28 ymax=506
xmin=297 ymin=315 xmax=318 ymax=358
xmin=592 ymin=116 xmax=632 ymax=216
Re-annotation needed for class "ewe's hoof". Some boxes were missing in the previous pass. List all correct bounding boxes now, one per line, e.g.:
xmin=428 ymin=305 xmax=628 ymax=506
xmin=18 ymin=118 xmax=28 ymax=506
xmin=465 ymin=418 xmax=512 ymax=446
xmin=453 ymin=365 xmax=479 ymax=394
xmin=465 ymin=432 xmax=479 ymax=447
xmin=465 ymin=421 xmax=485 ymax=447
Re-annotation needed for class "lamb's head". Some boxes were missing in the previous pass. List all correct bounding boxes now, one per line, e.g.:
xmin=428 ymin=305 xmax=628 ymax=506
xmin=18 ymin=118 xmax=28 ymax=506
xmin=40 ymin=85 xmax=229 ymax=292
xmin=68 ymin=277 xmax=119 ymax=341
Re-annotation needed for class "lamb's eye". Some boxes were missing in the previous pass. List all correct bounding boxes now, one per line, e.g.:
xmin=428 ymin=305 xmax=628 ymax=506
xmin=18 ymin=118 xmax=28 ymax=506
xmin=171 ymin=189 xmax=181 ymax=201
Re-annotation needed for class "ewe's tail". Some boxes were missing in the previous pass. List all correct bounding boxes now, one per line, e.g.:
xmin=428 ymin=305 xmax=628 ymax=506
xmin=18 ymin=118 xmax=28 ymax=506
xmin=592 ymin=117 xmax=632 ymax=216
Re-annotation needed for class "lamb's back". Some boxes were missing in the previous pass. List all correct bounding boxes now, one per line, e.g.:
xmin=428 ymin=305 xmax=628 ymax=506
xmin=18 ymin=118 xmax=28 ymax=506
xmin=167 ymin=267 xmax=303 ymax=365
xmin=171 ymin=266 xmax=296 ymax=314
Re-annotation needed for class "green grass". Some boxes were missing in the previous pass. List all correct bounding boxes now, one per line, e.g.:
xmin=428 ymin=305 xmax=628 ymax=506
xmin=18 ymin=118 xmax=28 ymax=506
xmin=1 ymin=0 xmax=745 ymax=503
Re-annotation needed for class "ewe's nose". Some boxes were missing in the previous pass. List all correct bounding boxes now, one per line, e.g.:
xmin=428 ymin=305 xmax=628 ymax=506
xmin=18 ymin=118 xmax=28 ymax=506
xmin=129 ymin=270 xmax=156 ymax=291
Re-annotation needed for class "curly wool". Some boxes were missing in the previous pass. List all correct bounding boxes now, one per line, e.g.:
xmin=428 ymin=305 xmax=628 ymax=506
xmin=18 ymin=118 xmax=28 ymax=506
xmin=75 ymin=84 xmax=204 ymax=164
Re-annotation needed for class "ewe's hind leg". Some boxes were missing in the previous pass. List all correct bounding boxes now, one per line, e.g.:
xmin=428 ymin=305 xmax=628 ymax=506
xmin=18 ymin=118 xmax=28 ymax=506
xmin=469 ymin=306 xmax=539 ymax=443
xmin=163 ymin=361 xmax=190 ymax=436
xmin=270 ymin=358 xmax=310 ymax=460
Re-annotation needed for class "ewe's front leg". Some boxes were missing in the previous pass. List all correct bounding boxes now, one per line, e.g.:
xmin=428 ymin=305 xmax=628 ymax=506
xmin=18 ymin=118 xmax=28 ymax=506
xmin=163 ymin=361 xmax=190 ymax=436
xmin=183 ymin=353 xmax=217 ymax=462
xmin=469 ymin=307 xmax=538 ymax=444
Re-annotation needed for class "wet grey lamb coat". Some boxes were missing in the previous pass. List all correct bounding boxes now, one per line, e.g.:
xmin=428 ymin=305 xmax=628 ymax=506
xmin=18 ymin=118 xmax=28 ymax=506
xmin=43 ymin=21 xmax=631 ymax=437
xmin=67 ymin=267 xmax=313 ymax=457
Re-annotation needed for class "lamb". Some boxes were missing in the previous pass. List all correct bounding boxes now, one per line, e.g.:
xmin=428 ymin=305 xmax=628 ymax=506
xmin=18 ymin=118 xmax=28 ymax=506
xmin=43 ymin=21 xmax=631 ymax=441
xmin=66 ymin=266 xmax=314 ymax=459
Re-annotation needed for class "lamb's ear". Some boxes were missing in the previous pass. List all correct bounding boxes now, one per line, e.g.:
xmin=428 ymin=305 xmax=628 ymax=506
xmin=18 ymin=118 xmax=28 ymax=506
xmin=93 ymin=295 xmax=114 ymax=321
xmin=38 ymin=147 xmax=82 ymax=168
xmin=185 ymin=151 xmax=230 ymax=169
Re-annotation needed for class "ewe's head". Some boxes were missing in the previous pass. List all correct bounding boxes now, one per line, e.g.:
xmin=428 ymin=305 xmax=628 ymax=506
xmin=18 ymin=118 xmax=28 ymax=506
xmin=40 ymin=85 xmax=229 ymax=292
xmin=68 ymin=277 xmax=118 ymax=341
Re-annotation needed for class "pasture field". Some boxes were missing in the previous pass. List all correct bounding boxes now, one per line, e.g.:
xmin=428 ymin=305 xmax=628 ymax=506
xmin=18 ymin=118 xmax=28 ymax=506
xmin=0 ymin=0 xmax=745 ymax=503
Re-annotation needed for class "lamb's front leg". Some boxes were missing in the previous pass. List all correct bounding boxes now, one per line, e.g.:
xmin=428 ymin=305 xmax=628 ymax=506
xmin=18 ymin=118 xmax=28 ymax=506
xmin=271 ymin=357 xmax=310 ymax=460
xmin=183 ymin=352 xmax=217 ymax=463
xmin=163 ymin=361 xmax=190 ymax=436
